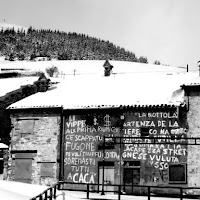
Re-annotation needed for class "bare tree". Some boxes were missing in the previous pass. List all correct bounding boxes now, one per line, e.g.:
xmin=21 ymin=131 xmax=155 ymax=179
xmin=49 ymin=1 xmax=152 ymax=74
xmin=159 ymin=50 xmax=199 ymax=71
xmin=45 ymin=65 xmax=58 ymax=77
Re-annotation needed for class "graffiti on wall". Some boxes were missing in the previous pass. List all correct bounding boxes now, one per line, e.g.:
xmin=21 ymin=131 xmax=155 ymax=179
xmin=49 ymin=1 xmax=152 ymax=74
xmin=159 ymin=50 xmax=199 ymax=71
xmin=64 ymin=111 xmax=187 ymax=184
xmin=64 ymin=114 xmax=120 ymax=184
xmin=122 ymin=111 xmax=187 ymax=170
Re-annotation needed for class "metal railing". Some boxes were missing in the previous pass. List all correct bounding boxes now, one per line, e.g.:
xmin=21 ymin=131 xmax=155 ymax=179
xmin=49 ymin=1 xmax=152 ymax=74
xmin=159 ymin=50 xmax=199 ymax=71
xmin=30 ymin=183 xmax=60 ymax=200
xmin=58 ymin=181 xmax=200 ymax=200
xmin=29 ymin=181 xmax=200 ymax=200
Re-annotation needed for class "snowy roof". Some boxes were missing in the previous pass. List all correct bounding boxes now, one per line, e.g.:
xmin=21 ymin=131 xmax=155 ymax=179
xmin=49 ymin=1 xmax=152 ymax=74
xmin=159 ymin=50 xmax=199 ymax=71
xmin=0 ymin=143 xmax=8 ymax=149
xmin=181 ymin=76 xmax=200 ymax=86
xmin=8 ymin=72 xmax=197 ymax=110
xmin=0 ymin=77 xmax=38 ymax=97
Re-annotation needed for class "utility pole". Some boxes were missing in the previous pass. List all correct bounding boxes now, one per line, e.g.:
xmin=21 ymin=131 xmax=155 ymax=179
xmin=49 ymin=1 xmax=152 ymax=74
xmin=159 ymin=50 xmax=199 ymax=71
xmin=101 ymin=136 xmax=105 ymax=195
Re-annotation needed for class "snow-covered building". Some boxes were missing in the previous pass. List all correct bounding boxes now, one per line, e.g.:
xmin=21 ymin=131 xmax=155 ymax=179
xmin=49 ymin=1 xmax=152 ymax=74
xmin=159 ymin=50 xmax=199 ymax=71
xmin=4 ymin=60 xmax=200 ymax=196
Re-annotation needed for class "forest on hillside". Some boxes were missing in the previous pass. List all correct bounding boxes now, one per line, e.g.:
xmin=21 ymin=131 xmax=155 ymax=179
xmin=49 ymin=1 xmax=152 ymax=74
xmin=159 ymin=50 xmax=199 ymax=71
xmin=0 ymin=27 xmax=150 ymax=63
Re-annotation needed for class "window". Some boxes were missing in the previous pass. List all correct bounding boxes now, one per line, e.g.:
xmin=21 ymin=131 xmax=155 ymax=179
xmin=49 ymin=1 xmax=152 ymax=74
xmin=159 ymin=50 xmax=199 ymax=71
xmin=98 ymin=161 xmax=114 ymax=167
xmin=124 ymin=168 xmax=140 ymax=186
xmin=98 ymin=143 xmax=115 ymax=150
xmin=40 ymin=162 xmax=55 ymax=177
xmin=124 ymin=161 xmax=140 ymax=167
xmin=98 ymin=138 xmax=115 ymax=150
xmin=169 ymin=164 xmax=187 ymax=184
xmin=21 ymin=120 xmax=34 ymax=134
xmin=17 ymin=118 xmax=38 ymax=137
xmin=140 ymin=127 xmax=149 ymax=137
xmin=85 ymin=115 xmax=94 ymax=126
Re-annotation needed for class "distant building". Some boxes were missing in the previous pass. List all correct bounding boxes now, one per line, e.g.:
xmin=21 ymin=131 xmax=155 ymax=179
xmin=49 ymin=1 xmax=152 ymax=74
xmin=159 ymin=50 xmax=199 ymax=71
xmin=33 ymin=57 xmax=50 ymax=62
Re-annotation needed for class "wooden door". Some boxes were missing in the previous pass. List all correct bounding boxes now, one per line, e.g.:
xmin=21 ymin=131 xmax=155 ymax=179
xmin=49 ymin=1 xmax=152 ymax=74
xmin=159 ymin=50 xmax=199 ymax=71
xmin=124 ymin=168 xmax=140 ymax=194
xmin=14 ymin=153 xmax=32 ymax=183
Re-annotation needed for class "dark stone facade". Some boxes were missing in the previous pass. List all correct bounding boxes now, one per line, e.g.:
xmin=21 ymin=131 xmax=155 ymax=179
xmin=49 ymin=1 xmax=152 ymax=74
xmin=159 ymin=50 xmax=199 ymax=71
xmin=63 ymin=107 xmax=188 ymax=195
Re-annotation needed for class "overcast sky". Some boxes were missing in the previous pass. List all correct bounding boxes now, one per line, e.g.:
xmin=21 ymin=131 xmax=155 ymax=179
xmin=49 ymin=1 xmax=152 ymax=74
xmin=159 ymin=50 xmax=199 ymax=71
xmin=0 ymin=0 xmax=200 ymax=69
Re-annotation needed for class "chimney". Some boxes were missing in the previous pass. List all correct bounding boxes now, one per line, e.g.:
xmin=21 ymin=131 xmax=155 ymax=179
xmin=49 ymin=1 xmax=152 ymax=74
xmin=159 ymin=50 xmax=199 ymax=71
xmin=103 ymin=60 xmax=113 ymax=76
xmin=34 ymin=73 xmax=50 ymax=92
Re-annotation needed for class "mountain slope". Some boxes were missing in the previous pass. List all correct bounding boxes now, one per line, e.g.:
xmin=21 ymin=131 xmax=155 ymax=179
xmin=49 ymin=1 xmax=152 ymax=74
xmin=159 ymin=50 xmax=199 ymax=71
xmin=0 ymin=25 xmax=148 ymax=63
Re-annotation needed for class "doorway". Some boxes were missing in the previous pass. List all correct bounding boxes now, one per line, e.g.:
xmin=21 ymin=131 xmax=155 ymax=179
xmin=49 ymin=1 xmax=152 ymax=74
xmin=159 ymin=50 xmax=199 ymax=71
xmin=123 ymin=161 xmax=140 ymax=194
xmin=13 ymin=151 xmax=35 ymax=183
xmin=98 ymin=162 xmax=115 ymax=193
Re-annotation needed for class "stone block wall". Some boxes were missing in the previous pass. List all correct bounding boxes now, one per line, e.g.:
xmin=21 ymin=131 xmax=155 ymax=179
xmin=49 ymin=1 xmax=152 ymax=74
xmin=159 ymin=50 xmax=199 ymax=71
xmin=186 ymin=94 xmax=200 ymax=189
xmin=7 ymin=109 xmax=61 ymax=186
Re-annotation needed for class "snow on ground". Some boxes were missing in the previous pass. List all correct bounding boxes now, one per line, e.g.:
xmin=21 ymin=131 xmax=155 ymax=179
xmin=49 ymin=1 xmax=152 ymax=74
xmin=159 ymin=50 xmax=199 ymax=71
xmin=0 ymin=180 xmax=64 ymax=200
xmin=0 ymin=56 xmax=6 ymax=61
xmin=0 ymin=180 xmax=47 ymax=199
xmin=0 ymin=59 xmax=193 ymax=77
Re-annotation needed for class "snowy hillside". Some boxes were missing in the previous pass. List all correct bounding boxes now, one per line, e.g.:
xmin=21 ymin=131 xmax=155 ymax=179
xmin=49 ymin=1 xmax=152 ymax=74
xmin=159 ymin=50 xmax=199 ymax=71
xmin=1 ymin=59 xmax=199 ymax=104
xmin=0 ymin=59 xmax=191 ymax=77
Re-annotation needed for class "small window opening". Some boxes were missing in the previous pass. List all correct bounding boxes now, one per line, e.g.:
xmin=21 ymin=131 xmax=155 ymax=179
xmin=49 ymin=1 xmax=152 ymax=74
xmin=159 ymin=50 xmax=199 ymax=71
xmin=124 ymin=161 xmax=140 ymax=167
xmin=141 ymin=127 xmax=149 ymax=137
xmin=169 ymin=164 xmax=187 ymax=184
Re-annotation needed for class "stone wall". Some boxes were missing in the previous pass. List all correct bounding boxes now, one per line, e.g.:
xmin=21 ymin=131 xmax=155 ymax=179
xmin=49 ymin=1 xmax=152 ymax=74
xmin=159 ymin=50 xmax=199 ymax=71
xmin=186 ymin=92 xmax=200 ymax=190
xmin=7 ymin=109 xmax=61 ymax=186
